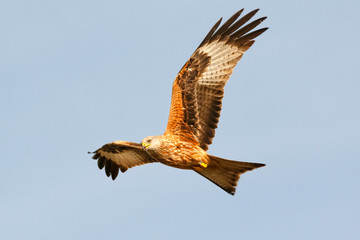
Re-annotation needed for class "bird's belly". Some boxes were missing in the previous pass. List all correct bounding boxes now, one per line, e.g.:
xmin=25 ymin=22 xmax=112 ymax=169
xmin=147 ymin=143 xmax=208 ymax=170
xmin=157 ymin=156 xmax=194 ymax=169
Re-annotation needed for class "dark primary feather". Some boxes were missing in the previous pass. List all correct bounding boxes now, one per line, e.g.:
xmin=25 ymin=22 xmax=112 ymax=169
xmin=212 ymin=9 xmax=244 ymax=37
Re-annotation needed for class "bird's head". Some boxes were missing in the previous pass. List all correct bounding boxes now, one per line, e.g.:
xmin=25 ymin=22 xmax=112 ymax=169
xmin=141 ymin=135 xmax=162 ymax=151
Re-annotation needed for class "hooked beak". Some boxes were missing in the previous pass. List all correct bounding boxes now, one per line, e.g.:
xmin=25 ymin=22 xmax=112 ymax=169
xmin=142 ymin=142 xmax=150 ymax=150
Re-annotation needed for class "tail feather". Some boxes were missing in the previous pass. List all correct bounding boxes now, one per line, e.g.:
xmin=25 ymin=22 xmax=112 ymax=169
xmin=195 ymin=155 xmax=265 ymax=195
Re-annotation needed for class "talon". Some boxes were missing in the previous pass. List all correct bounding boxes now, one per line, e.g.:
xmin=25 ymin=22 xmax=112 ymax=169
xmin=200 ymin=162 xmax=208 ymax=168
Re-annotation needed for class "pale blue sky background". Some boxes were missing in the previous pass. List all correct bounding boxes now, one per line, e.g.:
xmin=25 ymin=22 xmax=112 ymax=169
xmin=1 ymin=0 xmax=359 ymax=239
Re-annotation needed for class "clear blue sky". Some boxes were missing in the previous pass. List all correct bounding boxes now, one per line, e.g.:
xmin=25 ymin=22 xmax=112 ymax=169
xmin=1 ymin=0 xmax=359 ymax=239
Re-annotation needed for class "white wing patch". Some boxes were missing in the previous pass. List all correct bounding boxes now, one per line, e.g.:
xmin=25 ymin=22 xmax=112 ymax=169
xmin=98 ymin=148 xmax=145 ymax=169
xmin=197 ymin=40 xmax=245 ymax=88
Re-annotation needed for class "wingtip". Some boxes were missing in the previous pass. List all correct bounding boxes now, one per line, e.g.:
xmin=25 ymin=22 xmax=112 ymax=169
xmin=259 ymin=16 xmax=267 ymax=22
xmin=258 ymin=163 xmax=266 ymax=168
xmin=92 ymin=152 xmax=100 ymax=160
xmin=236 ymin=8 xmax=244 ymax=15
xmin=111 ymin=173 xmax=118 ymax=180
xmin=233 ymin=9 xmax=244 ymax=19
xmin=261 ymin=27 xmax=269 ymax=33
xmin=246 ymin=8 xmax=260 ymax=16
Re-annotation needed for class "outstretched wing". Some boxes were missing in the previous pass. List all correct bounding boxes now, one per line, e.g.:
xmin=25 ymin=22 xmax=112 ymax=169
xmin=165 ymin=9 xmax=268 ymax=150
xmin=91 ymin=141 xmax=156 ymax=180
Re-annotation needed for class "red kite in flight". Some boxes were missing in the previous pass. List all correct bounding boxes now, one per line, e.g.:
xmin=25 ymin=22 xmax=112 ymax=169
xmin=91 ymin=9 xmax=268 ymax=195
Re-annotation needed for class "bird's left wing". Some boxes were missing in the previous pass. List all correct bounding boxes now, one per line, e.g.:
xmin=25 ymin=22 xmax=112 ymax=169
xmin=91 ymin=141 xmax=156 ymax=180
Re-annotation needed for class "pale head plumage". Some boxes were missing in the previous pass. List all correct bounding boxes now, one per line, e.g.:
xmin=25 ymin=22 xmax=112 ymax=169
xmin=141 ymin=135 xmax=162 ymax=151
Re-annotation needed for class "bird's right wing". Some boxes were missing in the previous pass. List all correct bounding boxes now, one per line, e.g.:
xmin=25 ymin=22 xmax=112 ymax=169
xmin=91 ymin=141 xmax=157 ymax=180
xmin=165 ymin=9 xmax=268 ymax=150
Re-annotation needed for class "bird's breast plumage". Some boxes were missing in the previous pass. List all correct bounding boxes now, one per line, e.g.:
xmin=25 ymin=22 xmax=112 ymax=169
xmin=147 ymin=134 xmax=209 ymax=169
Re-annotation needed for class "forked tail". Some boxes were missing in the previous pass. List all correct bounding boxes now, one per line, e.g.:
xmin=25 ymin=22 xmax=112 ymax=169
xmin=195 ymin=155 xmax=265 ymax=195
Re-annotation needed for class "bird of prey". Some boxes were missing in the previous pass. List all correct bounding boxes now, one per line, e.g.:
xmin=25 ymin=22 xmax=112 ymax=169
xmin=91 ymin=9 xmax=268 ymax=195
